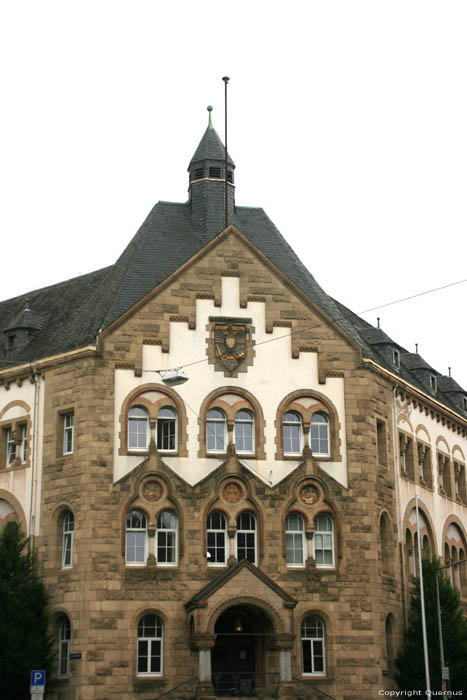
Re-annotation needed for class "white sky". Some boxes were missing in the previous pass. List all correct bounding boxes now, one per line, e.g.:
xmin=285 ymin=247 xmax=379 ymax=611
xmin=1 ymin=1 xmax=466 ymax=388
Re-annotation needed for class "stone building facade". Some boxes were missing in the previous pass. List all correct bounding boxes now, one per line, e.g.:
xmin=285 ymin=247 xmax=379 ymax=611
xmin=0 ymin=116 xmax=466 ymax=700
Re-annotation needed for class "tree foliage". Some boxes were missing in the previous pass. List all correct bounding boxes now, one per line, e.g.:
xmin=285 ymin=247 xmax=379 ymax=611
xmin=396 ymin=556 xmax=467 ymax=691
xmin=0 ymin=522 xmax=53 ymax=699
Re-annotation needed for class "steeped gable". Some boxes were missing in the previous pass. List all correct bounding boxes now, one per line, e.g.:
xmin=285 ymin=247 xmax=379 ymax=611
xmin=0 ymin=113 xmax=466 ymax=423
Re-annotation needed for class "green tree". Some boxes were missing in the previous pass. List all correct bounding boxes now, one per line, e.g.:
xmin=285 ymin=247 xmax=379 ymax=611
xmin=0 ymin=522 xmax=53 ymax=699
xmin=396 ymin=555 xmax=467 ymax=692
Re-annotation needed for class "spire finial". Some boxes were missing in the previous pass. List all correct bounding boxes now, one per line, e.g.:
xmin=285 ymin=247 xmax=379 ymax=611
xmin=207 ymin=105 xmax=213 ymax=129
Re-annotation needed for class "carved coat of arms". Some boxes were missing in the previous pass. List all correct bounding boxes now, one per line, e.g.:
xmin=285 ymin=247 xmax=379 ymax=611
xmin=213 ymin=321 xmax=249 ymax=372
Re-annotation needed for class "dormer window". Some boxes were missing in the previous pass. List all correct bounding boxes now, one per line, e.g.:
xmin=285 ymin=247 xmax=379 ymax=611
xmin=463 ymin=396 xmax=467 ymax=413
xmin=209 ymin=167 xmax=221 ymax=179
xmin=393 ymin=349 xmax=400 ymax=369
xmin=430 ymin=374 xmax=437 ymax=394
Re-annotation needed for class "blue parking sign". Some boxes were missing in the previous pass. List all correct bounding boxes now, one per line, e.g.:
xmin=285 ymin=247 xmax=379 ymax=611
xmin=30 ymin=670 xmax=46 ymax=687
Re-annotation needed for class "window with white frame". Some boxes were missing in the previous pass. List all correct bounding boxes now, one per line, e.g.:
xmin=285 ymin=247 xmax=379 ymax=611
xmin=63 ymin=413 xmax=74 ymax=455
xmin=128 ymin=407 xmax=149 ymax=450
xmin=6 ymin=428 xmax=16 ymax=466
xmin=137 ymin=614 xmax=163 ymax=676
xmin=283 ymin=411 xmax=302 ymax=455
xmin=62 ymin=511 xmax=74 ymax=568
xmin=20 ymin=425 xmax=27 ymax=464
xmin=58 ymin=616 xmax=71 ymax=678
xmin=301 ymin=615 xmax=326 ymax=676
xmin=234 ymin=410 xmax=254 ymax=453
xmin=285 ymin=512 xmax=305 ymax=566
xmin=313 ymin=514 xmax=334 ymax=567
xmin=207 ymin=511 xmax=228 ymax=565
xmin=126 ymin=510 xmax=147 ymax=565
xmin=236 ymin=512 xmax=257 ymax=564
xmin=206 ymin=409 xmax=227 ymax=453
xmin=310 ymin=412 xmax=330 ymax=456
xmin=156 ymin=407 xmax=177 ymax=452
xmin=156 ymin=511 xmax=178 ymax=565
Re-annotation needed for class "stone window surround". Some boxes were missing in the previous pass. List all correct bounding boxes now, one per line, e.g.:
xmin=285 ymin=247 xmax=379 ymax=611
xmin=453 ymin=459 xmax=467 ymax=504
xmin=398 ymin=430 xmax=415 ymax=481
xmin=51 ymin=610 xmax=73 ymax=682
xmin=42 ymin=505 xmax=77 ymax=571
xmin=274 ymin=390 xmax=340 ymax=462
xmin=121 ymin=476 xmax=184 ymax=568
xmin=436 ymin=449 xmax=453 ymax=499
xmin=56 ymin=408 xmax=75 ymax=459
xmin=198 ymin=387 xmax=266 ymax=459
xmin=0 ymin=400 xmax=31 ymax=471
xmin=416 ymin=439 xmax=433 ymax=489
xmin=402 ymin=500 xmax=437 ymax=581
xmin=119 ymin=384 xmax=188 ymax=458
xmin=0 ymin=417 xmax=30 ymax=471
xmin=441 ymin=516 xmax=467 ymax=590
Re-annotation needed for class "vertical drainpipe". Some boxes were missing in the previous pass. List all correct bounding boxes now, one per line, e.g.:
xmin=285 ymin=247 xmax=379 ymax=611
xmin=391 ymin=385 xmax=408 ymax=626
xmin=28 ymin=371 xmax=40 ymax=548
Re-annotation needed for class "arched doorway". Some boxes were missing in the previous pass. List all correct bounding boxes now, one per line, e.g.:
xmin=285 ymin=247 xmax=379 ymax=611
xmin=211 ymin=604 xmax=274 ymax=696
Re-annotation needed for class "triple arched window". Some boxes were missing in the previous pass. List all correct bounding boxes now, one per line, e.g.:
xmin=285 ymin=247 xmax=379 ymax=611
xmin=128 ymin=406 xmax=178 ymax=452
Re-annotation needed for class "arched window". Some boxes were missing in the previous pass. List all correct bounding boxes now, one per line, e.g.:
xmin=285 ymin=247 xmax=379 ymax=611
xmin=156 ymin=511 xmax=178 ymax=565
xmin=62 ymin=511 xmax=74 ymax=568
xmin=310 ymin=412 xmax=330 ymax=456
xmin=156 ymin=407 xmax=177 ymax=452
xmin=137 ymin=614 xmax=163 ymax=676
xmin=128 ymin=407 xmax=149 ymax=450
xmin=234 ymin=410 xmax=255 ymax=453
xmin=58 ymin=616 xmax=71 ymax=678
xmin=126 ymin=510 xmax=147 ymax=565
xmin=236 ymin=512 xmax=257 ymax=564
xmin=313 ymin=514 xmax=334 ymax=567
xmin=206 ymin=409 xmax=227 ymax=453
xmin=283 ymin=411 xmax=302 ymax=455
xmin=207 ymin=511 xmax=228 ymax=565
xmin=385 ymin=614 xmax=395 ymax=673
xmin=301 ymin=615 xmax=326 ymax=675
xmin=285 ymin=513 xmax=305 ymax=566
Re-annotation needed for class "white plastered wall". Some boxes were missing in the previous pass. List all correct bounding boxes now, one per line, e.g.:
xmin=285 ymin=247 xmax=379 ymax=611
xmin=395 ymin=396 xmax=467 ymax=553
xmin=0 ymin=375 xmax=45 ymax=536
xmin=114 ymin=277 xmax=348 ymax=488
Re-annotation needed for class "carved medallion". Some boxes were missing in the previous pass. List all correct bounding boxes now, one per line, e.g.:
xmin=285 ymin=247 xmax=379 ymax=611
xmin=213 ymin=320 xmax=249 ymax=372
xmin=142 ymin=480 xmax=162 ymax=502
xmin=222 ymin=481 xmax=243 ymax=503
xmin=299 ymin=484 xmax=320 ymax=505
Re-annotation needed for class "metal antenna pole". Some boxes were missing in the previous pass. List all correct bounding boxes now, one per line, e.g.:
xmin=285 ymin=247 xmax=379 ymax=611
xmin=222 ymin=76 xmax=230 ymax=230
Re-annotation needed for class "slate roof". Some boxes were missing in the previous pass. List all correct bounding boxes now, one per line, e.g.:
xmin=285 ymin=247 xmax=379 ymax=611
xmin=0 ymin=124 xmax=466 ymax=421
xmin=189 ymin=125 xmax=234 ymax=166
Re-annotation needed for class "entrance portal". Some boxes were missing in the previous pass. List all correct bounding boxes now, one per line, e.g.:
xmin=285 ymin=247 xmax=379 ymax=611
xmin=211 ymin=605 xmax=270 ymax=696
